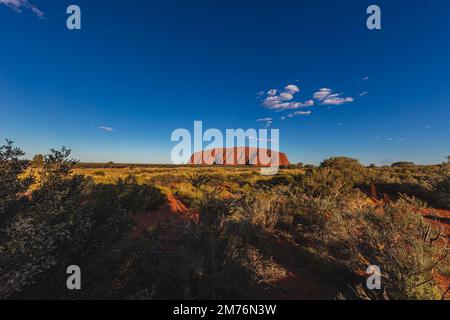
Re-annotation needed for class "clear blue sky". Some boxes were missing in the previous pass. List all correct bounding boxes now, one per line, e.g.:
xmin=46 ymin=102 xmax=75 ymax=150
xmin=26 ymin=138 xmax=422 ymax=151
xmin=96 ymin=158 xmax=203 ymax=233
xmin=1 ymin=0 xmax=449 ymax=165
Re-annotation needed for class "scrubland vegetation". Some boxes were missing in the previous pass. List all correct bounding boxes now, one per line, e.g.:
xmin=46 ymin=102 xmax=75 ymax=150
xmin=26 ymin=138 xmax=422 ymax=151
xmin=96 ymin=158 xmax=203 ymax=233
xmin=1 ymin=140 xmax=449 ymax=300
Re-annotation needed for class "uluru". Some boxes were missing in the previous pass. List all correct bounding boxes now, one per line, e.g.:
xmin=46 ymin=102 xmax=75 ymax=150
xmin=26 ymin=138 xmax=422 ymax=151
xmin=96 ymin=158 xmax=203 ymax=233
xmin=189 ymin=147 xmax=290 ymax=166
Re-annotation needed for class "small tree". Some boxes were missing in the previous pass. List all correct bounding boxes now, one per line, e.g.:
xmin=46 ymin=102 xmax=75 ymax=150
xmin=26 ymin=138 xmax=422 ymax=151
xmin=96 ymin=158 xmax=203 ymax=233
xmin=0 ymin=140 xmax=33 ymax=223
xmin=32 ymin=154 xmax=44 ymax=168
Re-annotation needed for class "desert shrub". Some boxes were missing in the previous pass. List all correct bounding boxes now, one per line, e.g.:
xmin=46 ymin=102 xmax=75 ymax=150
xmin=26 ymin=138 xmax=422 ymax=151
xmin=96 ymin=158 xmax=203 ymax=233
xmin=231 ymin=186 xmax=295 ymax=231
xmin=31 ymin=154 xmax=44 ymax=168
xmin=147 ymin=173 xmax=185 ymax=186
xmin=0 ymin=140 xmax=33 ymax=225
xmin=93 ymin=170 xmax=106 ymax=176
xmin=186 ymin=172 xmax=211 ymax=190
xmin=391 ymin=161 xmax=416 ymax=168
xmin=116 ymin=175 xmax=166 ymax=214
xmin=0 ymin=147 xmax=94 ymax=298
xmin=87 ymin=183 xmax=133 ymax=241
xmin=432 ymin=173 xmax=450 ymax=208
xmin=346 ymin=196 xmax=448 ymax=300
xmin=299 ymin=167 xmax=353 ymax=201
xmin=289 ymin=167 xmax=364 ymax=245
xmin=0 ymin=146 xmax=137 ymax=299
xmin=254 ymin=174 xmax=294 ymax=189
xmin=320 ymin=157 xmax=367 ymax=185
xmin=140 ymin=196 xmax=264 ymax=299
xmin=225 ymin=173 xmax=254 ymax=188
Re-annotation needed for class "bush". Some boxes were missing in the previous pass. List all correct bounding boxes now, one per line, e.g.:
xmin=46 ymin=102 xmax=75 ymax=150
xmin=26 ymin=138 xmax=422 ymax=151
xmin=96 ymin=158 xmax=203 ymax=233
xmin=0 ymin=140 xmax=33 ymax=225
xmin=346 ymin=196 xmax=448 ymax=299
xmin=231 ymin=186 xmax=295 ymax=231
xmin=140 ymin=196 xmax=263 ymax=299
xmin=254 ymin=175 xmax=294 ymax=189
xmin=320 ymin=157 xmax=367 ymax=185
xmin=186 ymin=172 xmax=211 ymax=190
xmin=116 ymin=175 xmax=166 ymax=214
xmin=391 ymin=162 xmax=416 ymax=168
xmin=0 ymin=145 xmax=139 ymax=299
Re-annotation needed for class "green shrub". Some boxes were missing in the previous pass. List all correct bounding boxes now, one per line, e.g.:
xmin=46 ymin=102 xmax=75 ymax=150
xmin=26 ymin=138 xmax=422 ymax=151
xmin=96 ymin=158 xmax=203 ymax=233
xmin=0 ymin=140 xmax=33 ymax=225
xmin=320 ymin=157 xmax=367 ymax=185
xmin=347 ymin=196 xmax=448 ymax=300
xmin=116 ymin=175 xmax=166 ymax=214
xmin=254 ymin=175 xmax=294 ymax=189
xmin=0 ymin=146 xmax=135 ymax=299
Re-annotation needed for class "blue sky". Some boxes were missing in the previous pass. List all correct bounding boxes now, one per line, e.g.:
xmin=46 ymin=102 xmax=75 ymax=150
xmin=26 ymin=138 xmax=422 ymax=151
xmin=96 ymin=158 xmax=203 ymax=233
xmin=0 ymin=0 xmax=449 ymax=165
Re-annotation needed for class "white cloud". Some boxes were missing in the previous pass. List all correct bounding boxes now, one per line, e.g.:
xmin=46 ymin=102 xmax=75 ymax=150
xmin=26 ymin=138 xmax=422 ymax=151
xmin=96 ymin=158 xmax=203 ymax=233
xmin=313 ymin=88 xmax=332 ymax=100
xmin=0 ymin=0 xmax=44 ymax=19
xmin=293 ymin=111 xmax=311 ymax=116
xmin=261 ymin=84 xmax=313 ymax=110
xmin=99 ymin=126 xmax=114 ymax=132
xmin=284 ymin=84 xmax=300 ymax=94
xmin=278 ymin=92 xmax=294 ymax=101
xmin=363 ymin=76 xmax=370 ymax=81
xmin=322 ymin=97 xmax=354 ymax=105
xmin=256 ymin=118 xmax=272 ymax=128
xmin=313 ymin=88 xmax=354 ymax=106
xmin=359 ymin=91 xmax=368 ymax=97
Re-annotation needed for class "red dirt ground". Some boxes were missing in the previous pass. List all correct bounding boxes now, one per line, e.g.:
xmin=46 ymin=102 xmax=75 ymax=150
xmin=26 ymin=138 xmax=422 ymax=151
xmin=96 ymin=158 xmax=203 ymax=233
xmin=131 ymin=192 xmax=193 ymax=238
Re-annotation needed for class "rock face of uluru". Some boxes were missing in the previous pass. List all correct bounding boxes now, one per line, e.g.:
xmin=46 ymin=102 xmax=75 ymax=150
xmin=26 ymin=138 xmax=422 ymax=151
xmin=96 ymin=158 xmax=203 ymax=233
xmin=189 ymin=147 xmax=290 ymax=166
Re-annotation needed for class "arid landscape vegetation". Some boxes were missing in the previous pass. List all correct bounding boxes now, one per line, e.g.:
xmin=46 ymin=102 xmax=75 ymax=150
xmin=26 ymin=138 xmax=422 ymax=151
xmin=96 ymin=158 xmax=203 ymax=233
xmin=1 ymin=140 xmax=449 ymax=300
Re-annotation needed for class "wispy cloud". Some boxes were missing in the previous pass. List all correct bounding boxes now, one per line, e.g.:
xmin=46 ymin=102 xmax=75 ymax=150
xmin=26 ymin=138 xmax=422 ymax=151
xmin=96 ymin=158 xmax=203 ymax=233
xmin=0 ymin=0 xmax=45 ymax=19
xmin=292 ymin=111 xmax=311 ymax=116
xmin=283 ymin=110 xmax=312 ymax=119
xmin=256 ymin=118 xmax=272 ymax=128
xmin=359 ymin=91 xmax=368 ymax=97
xmin=313 ymin=88 xmax=354 ymax=106
xmin=260 ymin=84 xmax=314 ymax=110
xmin=363 ymin=76 xmax=370 ymax=81
xmin=99 ymin=126 xmax=114 ymax=132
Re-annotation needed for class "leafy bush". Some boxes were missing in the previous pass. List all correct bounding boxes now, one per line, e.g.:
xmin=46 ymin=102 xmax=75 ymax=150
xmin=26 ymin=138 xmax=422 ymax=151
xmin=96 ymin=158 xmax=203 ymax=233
xmin=116 ymin=175 xmax=166 ymax=214
xmin=320 ymin=157 xmax=367 ymax=185
xmin=0 ymin=140 xmax=33 ymax=225
xmin=342 ymin=196 xmax=448 ymax=299
xmin=231 ymin=186 xmax=295 ymax=231
xmin=0 ymin=144 xmax=152 ymax=299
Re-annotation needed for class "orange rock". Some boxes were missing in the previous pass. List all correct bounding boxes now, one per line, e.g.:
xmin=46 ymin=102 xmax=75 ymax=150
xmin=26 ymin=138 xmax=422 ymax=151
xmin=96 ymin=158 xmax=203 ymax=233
xmin=189 ymin=147 xmax=290 ymax=166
